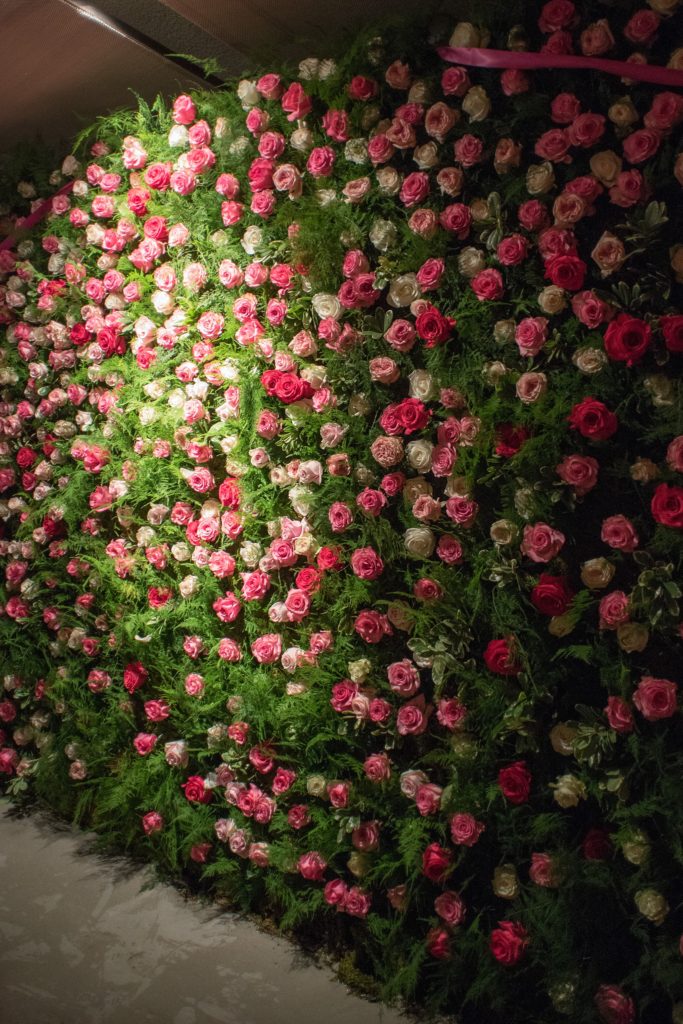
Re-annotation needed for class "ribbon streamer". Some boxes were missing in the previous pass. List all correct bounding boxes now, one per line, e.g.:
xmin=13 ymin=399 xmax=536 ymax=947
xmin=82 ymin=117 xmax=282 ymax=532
xmin=0 ymin=181 xmax=75 ymax=252
xmin=437 ymin=45 xmax=683 ymax=89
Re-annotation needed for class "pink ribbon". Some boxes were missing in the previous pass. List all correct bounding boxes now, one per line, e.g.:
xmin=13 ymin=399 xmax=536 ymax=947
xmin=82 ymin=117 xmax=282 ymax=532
xmin=0 ymin=181 xmax=75 ymax=252
xmin=438 ymin=45 xmax=683 ymax=89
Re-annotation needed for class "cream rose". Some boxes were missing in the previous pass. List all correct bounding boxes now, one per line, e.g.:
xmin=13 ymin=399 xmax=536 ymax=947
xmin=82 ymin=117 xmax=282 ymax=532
xmin=387 ymin=273 xmax=420 ymax=308
xmin=580 ymin=557 xmax=615 ymax=589
xmin=462 ymin=85 xmax=491 ymax=122
xmin=492 ymin=863 xmax=519 ymax=899
xmin=589 ymin=150 xmax=622 ymax=186
xmin=404 ymin=527 xmax=436 ymax=558
xmin=526 ymin=161 xmax=555 ymax=195
xmin=635 ymin=888 xmax=669 ymax=925
xmin=551 ymin=774 xmax=587 ymax=808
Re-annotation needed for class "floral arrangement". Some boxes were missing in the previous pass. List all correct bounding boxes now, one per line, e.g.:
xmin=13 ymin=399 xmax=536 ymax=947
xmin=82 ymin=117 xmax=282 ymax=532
xmin=1 ymin=1 xmax=682 ymax=1021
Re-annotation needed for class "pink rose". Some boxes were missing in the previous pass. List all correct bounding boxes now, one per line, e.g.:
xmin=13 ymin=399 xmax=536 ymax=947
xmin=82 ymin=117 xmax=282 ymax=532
xmin=306 ymin=146 xmax=335 ymax=178
xmin=396 ymin=695 xmax=430 ymax=735
xmin=434 ymin=891 xmax=466 ymax=926
xmin=594 ymin=984 xmax=636 ymax=1024
xmin=520 ymin=522 xmax=566 ymax=563
xmin=623 ymin=128 xmax=661 ymax=164
xmin=471 ymin=268 xmax=504 ymax=302
xmin=297 ymin=851 xmax=327 ymax=881
xmin=605 ymin=696 xmax=635 ymax=734
xmin=450 ymin=813 xmax=485 ymax=846
xmin=415 ymin=783 xmax=443 ymax=816
xmin=515 ymin=317 xmax=548 ymax=357
xmin=599 ymin=591 xmax=630 ymax=630
xmin=633 ymin=676 xmax=678 ymax=720
xmin=556 ymin=454 xmax=599 ymax=495
xmin=600 ymin=515 xmax=639 ymax=552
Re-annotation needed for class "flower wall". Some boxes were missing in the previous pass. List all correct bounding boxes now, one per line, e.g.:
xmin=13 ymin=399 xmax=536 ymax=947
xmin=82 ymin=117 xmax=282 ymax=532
xmin=1 ymin=2 xmax=682 ymax=1021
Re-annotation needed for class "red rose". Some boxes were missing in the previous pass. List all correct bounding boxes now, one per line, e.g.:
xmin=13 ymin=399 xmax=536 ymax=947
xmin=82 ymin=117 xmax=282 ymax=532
xmin=545 ymin=254 xmax=586 ymax=290
xmin=582 ymin=828 xmax=613 ymax=860
xmin=603 ymin=314 xmax=651 ymax=366
xmin=495 ymin=424 xmax=530 ymax=457
xmin=421 ymin=842 xmax=453 ymax=882
xmin=484 ymin=638 xmax=521 ymax=676
xmin=531 ymin=574 xmax=575 ymax=615
xmin=182 ymin=775 xmax=212 ymax=803
xmin=415 ymin=307 xmax=453 ymax=347
xmin=651 ymin=483 xmax=683 ymax=528
xmin=498 ymin=761 xmax=532 ymax=804
xmin=568 ymin=397 xmax=618 ymax=440
xmin=123 ymin=661 xmax=148 ymax=693
xmin=489 ymin=920 xmax=529 ymax=965
xmin=396 ymin=397 xmax=432 ymax=433
xmin=426 ymin=927 xmax=451 ymax=959
xmin=660 ymin=315 xmax=683 ymax=353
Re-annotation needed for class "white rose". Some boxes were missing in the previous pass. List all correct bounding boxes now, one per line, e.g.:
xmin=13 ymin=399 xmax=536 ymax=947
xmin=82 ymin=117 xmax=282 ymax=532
xmin=151 ymin=290 xmax=174 ymax=315
xmin=449 ymin=21 xmax=489 ymax=47
xmin=538 ymin=285 xmax=567 ymax=314
xmin=240 ymin=541 xmax=262 ymax=566
xmin=298 ymin=57 xmax=320 ymax=80
xmin=573 ymin=347 xmax=608 ymax=374
xmin=167 ymin=388 xmax=185 ymax=409
xmin=236 ymin=79 xmax=259 ymax=108
xmin=644 ymin=374 xmax=675 ymax=407
xmin=179 ymin=574 xmax=199 ymax=597
xmin=172 ymin=543 xmax=192 ymax=563
xmin=168 ymin=125 xmax=189 ymax=148
xmin=369 ymin=218 xmax=398 ymax=252
xmin=490 ymin=519 xmax=518 ymax=545
xmin=551 ymin=774 xmax=587 ymax=808
xmin=229 ymin=136 xmax=250 ymax=158
xmin=526 ymin=161 xmax=556 ymax=195
xmin=408 ymin=369 xmax=436 ymax=400
xmin=635 ymin=888 xmax=669 ymax=925
xmin=312 ymin=293 xmax=342 ymax=319
xmin=348 ymin=658 xmax=371 ymax=682
xmin=458 ymin=247 xmax=486 ymax=278
xmin=241 ymin=225 xmax=263 ymax=254
xmin=316 ymin=189 xmax=337 ymax=207
xmin=387 ymin=272 xmax=420 ymax=308
xmin=344 ymin=138 xmax=368 ymax=164
xmin=404 ymin=527 xmax=436 ymax=558
xmin=413 ymin=142 xmax=439 ymax=169
xmin=375 ymin=167 xmax=402 ymax=195
xmin=136 ymin=526 xmax=155 ymax=547
xmin=143 ymin=380 xmax=166 ymax=399
xmin=462 ymin=85 xmax=491 ymax=122
xmin=289 ymin=486 xmax=313 ymax=515
xmin=318 ymin=59 xmax=337 ymax=79
xmin=290 ymin=127 xmax=314 ymax=152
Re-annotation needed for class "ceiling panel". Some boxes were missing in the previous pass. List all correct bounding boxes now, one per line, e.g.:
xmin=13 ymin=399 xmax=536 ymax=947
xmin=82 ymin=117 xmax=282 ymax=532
xmin=0 ymin=0 xmax=203 ymax=151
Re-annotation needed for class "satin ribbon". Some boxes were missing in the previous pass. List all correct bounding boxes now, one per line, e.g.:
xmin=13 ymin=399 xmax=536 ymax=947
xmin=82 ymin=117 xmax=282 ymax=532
xmin=438 ymin=45 xmax=683 ymax=89
xmin=0 ymin=181 xmax=75 ymax=252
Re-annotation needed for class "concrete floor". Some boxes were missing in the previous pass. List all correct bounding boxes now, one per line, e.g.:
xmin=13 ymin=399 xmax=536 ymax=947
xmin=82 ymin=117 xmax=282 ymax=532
xmin=0 ymin=802 xmax=409 ymax=1024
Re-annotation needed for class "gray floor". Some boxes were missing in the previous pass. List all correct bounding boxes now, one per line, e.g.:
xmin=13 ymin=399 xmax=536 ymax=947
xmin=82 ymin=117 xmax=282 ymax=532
xmin=0 ymin=802 xmax=409 ymax=1024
